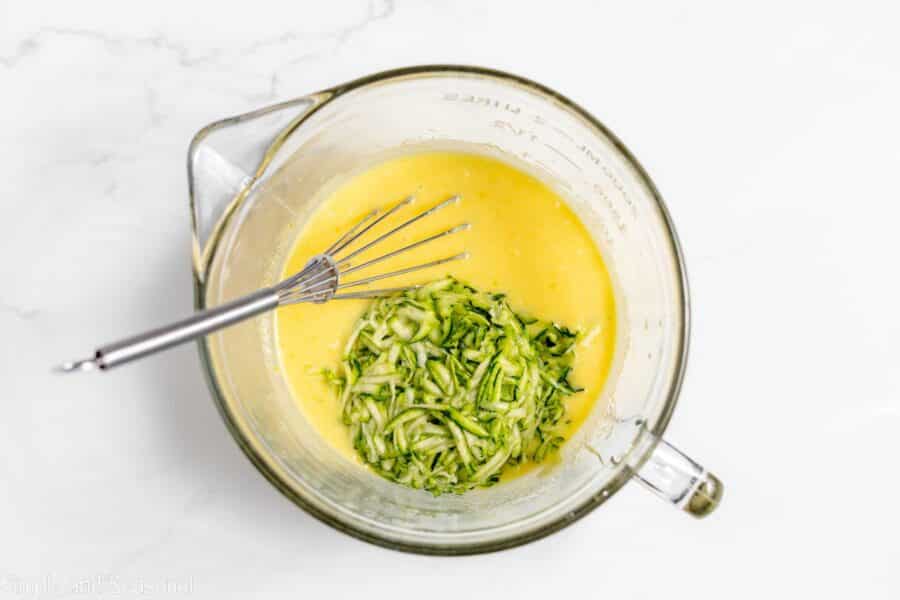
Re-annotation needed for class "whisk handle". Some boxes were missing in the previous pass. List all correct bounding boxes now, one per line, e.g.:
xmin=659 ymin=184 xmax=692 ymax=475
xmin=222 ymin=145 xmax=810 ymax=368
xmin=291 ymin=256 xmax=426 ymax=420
xmin=59 ymin=288 xmax=280 ymax=372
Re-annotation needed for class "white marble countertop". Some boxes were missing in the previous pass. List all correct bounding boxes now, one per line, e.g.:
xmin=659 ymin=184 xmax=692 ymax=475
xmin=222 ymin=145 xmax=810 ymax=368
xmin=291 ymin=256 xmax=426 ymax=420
xmin=3 ymin=1 xmax=899 ymax=598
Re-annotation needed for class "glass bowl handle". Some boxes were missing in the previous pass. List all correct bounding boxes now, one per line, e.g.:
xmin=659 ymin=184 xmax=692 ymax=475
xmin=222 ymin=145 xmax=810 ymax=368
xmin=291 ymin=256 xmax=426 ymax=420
xmin=632 ymin=432 xmax=723 ymax=518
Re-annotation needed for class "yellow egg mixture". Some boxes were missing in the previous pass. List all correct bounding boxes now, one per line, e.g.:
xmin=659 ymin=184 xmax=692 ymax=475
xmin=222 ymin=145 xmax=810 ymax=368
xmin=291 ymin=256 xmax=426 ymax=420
xmin=276 ymin=151 xmax=616 ymax=481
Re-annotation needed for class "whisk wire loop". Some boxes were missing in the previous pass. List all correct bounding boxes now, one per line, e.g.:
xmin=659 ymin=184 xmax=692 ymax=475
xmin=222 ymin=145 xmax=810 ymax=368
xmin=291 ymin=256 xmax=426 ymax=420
xmin=277 ymin=195 xmax=467 ymax=305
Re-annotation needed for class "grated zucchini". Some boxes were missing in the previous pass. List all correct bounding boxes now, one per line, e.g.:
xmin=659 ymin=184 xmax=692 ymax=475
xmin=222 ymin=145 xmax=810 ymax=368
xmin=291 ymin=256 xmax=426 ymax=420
xmin=323 ymin=277 xmax=582 ymax=495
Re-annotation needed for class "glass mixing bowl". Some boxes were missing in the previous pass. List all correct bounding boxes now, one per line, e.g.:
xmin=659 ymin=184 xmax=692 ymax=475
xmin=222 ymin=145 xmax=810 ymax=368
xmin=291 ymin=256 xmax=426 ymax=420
xmin=188 ymin=65 xmax=722 ymax=554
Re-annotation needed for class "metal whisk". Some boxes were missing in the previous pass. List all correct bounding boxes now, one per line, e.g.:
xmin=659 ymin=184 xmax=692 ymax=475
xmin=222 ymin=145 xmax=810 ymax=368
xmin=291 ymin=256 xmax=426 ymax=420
xmin=58 ymin=195 xmax=467 ymax=372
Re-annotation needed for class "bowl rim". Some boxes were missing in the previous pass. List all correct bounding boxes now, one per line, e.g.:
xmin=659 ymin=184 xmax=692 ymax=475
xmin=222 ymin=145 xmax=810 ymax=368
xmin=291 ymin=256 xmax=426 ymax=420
xmin=191 ymin=64 xmax=690 ymax=555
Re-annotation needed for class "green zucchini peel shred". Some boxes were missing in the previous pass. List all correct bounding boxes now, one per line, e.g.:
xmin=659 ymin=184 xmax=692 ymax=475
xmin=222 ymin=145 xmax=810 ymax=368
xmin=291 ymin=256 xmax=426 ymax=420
xmin=323 ymin=277 xmax=582 ymax=495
